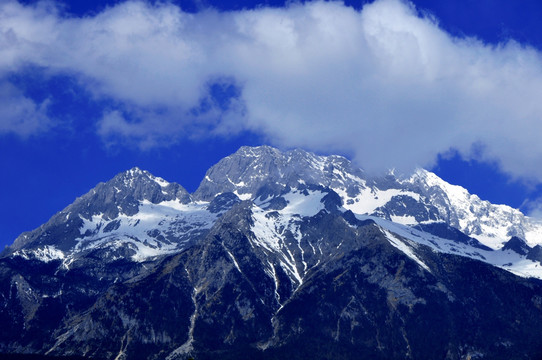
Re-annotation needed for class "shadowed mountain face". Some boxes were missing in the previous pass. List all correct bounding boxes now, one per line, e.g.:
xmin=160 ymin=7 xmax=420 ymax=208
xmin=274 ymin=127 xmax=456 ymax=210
xmin=2 ymin=146 xmax=542 ymax=360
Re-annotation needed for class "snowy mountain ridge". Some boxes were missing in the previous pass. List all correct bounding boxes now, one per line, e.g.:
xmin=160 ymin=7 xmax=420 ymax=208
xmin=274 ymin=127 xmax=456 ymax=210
xmin=5 ymin=145 xmax=542 ymax=280
xmin=247 ymin=188 xmax=542 ymax=283
xmin=5 ymin=146 xmax=542 ymax=360
xmin=406 ymin=169 xmax=542 ymax=249
xmin=197 ymin=145 xmax=542 ymax=250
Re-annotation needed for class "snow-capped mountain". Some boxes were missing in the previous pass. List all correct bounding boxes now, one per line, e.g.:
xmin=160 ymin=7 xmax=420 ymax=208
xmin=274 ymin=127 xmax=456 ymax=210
xmin=406 ymin=169 xmax=542 ymax=248
xmin=3 ymin=145 xmax=542 ymax=360
xmin=196 ymin=145 xmax=542 ymax=250
xmin=5 ymin=168 xmax=226 ymax=264
xmin=7 ymin=146 xmax=542 ymax=277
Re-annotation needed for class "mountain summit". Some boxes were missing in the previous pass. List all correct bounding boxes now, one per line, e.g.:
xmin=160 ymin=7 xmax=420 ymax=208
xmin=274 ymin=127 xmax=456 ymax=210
xmin=193 ymin=145 xmax=366 ymax=201
xmin=2 ymin=146 xmax=542 ymax=359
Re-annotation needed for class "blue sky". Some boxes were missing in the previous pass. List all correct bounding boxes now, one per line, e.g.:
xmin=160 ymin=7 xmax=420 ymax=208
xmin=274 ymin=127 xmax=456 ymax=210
xmin=2 ymin=0 xmax=542 ymax=249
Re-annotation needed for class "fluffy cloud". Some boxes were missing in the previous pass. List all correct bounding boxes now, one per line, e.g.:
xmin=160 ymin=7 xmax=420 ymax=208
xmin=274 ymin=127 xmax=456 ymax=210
xmin=0 ymin=80 xmax=50 ymax=136
xmin=2 ymin=0 xmax=542 ymax=180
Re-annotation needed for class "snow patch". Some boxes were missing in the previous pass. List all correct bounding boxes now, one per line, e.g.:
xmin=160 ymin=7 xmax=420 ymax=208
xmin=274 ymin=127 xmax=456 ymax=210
xmin=234 ymin=190 xmax=252 ymax=200
xmin=75 ymin=200 xmax=217 ymax=261
xmin=390 ymin=215 xmax=418 ymax=225
xmin=251 ymin=206 xmax=281 ymax=252
xmin=336 ymin=187 xmax=420 ymax=215
xmin=13 ymin=245 xmax=65 ymax=263
xmin=357 ymin=214 xmax=542 ymax=280
xmin=281 ymin=190 xmax=326 ymax=216
xmin=153 ymin=176 xmax=169 ymax=188
xmin=382 ymin=230 xmax=430 ymax=272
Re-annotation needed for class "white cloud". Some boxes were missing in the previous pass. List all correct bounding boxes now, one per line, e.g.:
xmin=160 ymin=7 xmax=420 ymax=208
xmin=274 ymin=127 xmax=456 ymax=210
xmin=521 ymin=196 xmax=542 ymax=218
xmin=0 ymin=80 xmax=50 ymax=136
xmin=2 ymin=0 xmax=542 ymax=181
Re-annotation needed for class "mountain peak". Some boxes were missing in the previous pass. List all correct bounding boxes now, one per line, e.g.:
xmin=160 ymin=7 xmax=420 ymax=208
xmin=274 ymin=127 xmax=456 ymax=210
xmin=128 ymin=166 xmax=144 ymax=174
xmin=237 ymin=145 xmax=282 ymax=157
xmin=502 ymin=236 xmax=531 ymax=255
xmin=193 ymin=145 xmax=365 ymax=201
xmin=115 ymin=167 xmax=171 ymax=188
xmin=6 ymin=168 xmax=192 ymax=254
xmin=83 ymin=168 xmax=192 ymax=218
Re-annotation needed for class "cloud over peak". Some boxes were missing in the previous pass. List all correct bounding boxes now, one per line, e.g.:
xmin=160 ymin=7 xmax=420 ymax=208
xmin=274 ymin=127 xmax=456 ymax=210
xmin=2 ymin=0 xmax=542 ymax=181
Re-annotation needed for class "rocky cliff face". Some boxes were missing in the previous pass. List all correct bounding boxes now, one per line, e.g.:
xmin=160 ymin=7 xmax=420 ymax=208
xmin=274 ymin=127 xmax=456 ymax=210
xmin=2 ymin=146 xmax=542 ymax=359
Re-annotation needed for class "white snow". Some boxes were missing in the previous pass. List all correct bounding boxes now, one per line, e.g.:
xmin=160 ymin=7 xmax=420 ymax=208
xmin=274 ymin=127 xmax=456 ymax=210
xmin=267 ymin=261 xmax=282 ymax=305
xmin=390 ymin=215 xmax=418 ymax=225
xmin=251 ymin=189 xmax=326 ymax=253
xmin=356 ymin=214 xmax=542 ymax=280
xmin=152 ymin=176 xmax=169 ymax=188
xmin=249 ymin=190 xmax=328 ymax=286
xmin=227 ymin=176 xmax=246 ymax=187
xmin=280 ymin=190 xmax=326 ymax=216
xmin=225 ymin=247 xmax=242 ymax=272
xmin=234 ymin=190 xmax=252 ymax=200
xmin=79 ymin=213 xmax=105 ymax=235
xmin=13 ymin=245 xmax=65 ymax=263
xmin=251 ymin=206 xmax=282 ymax=252
xmin=335 ymin=187 xmax=420 ymax=215
xmin=382 ymin=230 xmax=430 ymax=272
xmin=75 ymin=199 xmax=217 ymax=262
xmin=407 ymin=169 xmax=542 ymax=250
xmin=128 ymin=168 xmax=143 ymax=177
